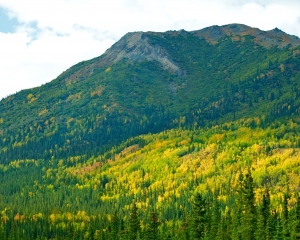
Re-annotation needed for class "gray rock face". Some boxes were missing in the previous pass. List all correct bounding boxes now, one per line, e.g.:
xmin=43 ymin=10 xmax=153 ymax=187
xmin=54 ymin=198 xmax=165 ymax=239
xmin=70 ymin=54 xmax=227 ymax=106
xmin=102 ymin=32 xmax=180 ymax=72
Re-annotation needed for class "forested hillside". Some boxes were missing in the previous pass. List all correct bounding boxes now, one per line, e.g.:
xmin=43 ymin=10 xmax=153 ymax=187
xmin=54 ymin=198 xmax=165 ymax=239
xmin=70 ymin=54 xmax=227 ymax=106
xmin=1 ymin=24 xmax=300 ymax=239
xmin=1 ymin=24 xmax=300 ymax=164
xmin=0 ymin=118 xmax=300 ymax=239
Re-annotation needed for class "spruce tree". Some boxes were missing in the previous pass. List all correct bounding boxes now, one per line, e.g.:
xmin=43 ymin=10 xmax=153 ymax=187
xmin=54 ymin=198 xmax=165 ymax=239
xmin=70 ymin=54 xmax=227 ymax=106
xmin=0 ymin=223 xmax=6 ymax=240
xmin=216 ymin=215 xmax=226 ymax=240
xmin=191 ymin=193 xmax=208 ymax=240
xmin=129 ymin=201 xmax=140 ymax=240
xmin=148 ymin=209 xmax=159 ymax=240
xmin=231 ymin=172 xmax=244 ymax=240
xmin=210 ymin=194 xmax=220 ymax=240
xmin=229 ymin=211 xmax=240 ymax=240
xmin=181 ymin=212 xmax=190 ymax=240
xmin=255 ymin=190 xmax=270 ymax=240
xmin=282 ymin=192 xmax=290 ymax=239
xmin=274 ymin=216 xmax=284 ymax=240
xmin=109 ymin=211 xmax=119 ymax=240
xmin=297 ymin=195 xmax=300 ymax=238
xmin=291 ymin=195 xmax=300 ymax=240
xmin=255 ymin=206 xmax=265 ymax=240
xmin=266 ymin=211 xmax=275 ymax=240
xmin=240 ymin=170 xmax=256 ymax=240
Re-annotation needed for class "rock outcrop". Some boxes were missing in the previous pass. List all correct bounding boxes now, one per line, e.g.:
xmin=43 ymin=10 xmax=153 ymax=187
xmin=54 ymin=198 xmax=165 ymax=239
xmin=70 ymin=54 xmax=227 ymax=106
xmin=101 ymin=32 xmax=180 ymax=72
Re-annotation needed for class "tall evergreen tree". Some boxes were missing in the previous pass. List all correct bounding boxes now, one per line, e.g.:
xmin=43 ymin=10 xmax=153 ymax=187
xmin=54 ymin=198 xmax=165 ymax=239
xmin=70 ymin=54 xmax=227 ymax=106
xmin=282 ymin=191 xmax=290 ymax=240
xmin=240 ymin=169 xmax=256 ymax=240
xmin=291 ymin=195 xmax=300 ymax=240
xmin=148 ymin=209 xmax=159 ymax=240
xmin=0 ymin=223 xmax=6 ymax=240
xmin=209 ymin=194 xmax=220 ymax=240
xmin=274 ymin=216 xmax=284 ymax=240
xmin=256 ymin=207 xmax=266 ymax=240
xmin=109 ymin=211 xmax=119 ymax=240
xmin=231 ymin=171 xmax=244 ymax=240
xmin=216 ymin=215 xmax=227 ymax=240
xmin=129 ymin=201 xmax=140 ymax=240
xmin=255 ymin=190 xmax=271 ymax=240
xmin=191 ymin=193 xmax=208 ymax=240
xmin=181 ymin=213 xmax=190 ymax=240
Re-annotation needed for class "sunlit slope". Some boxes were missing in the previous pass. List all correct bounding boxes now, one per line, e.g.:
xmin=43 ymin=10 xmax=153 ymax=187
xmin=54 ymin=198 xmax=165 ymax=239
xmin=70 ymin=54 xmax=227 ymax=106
xmin=1 ymin=118 xmax=299 ymax=222
xmin=69 ymin=118 xmax=300 ymax=207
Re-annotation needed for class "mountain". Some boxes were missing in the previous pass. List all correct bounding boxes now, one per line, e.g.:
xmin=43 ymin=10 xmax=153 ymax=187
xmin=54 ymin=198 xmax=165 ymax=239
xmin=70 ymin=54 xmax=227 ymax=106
xmin=1 ymin=24 xmax=300 ymax=164
xmin=1 ymin=23 xmax=300 ymax=239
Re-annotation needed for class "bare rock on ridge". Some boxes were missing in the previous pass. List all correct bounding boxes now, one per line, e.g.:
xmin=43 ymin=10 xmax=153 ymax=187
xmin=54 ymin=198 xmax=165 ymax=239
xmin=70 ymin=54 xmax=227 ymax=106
xmin=102 ymin=32 xmax=180 ymax=73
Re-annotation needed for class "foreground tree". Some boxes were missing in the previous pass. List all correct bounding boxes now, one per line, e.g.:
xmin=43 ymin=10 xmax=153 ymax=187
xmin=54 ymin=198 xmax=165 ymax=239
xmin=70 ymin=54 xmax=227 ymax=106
xmin=191 ymin=193 xmax=208 ymax=240
xmin=129 ymin=201 xmax=140 ymax=240
xmin=239 ymin=169 xmax=256 ymax=240
xmin=148 ymin=209 xmax=160 ymax=240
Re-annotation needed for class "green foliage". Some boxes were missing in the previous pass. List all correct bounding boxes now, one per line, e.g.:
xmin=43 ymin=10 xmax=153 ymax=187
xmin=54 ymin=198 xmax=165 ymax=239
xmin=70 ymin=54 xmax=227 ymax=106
xmin=148 ymin=210 xmax=160 ymax=240
xmin=129 ymin=201 xmax=140 ymax=240
xmin=191 ymin=193 xmax=208 ymax=239
xmin=0 ymin=119 xmax=299 ymax=238
xmin=1 ymin=29 xmax=300 ymax=166
xmin=240 ymin=169 xmax=256 ymax=240
xmin=1 ymin=27 xmax=300 ymax=239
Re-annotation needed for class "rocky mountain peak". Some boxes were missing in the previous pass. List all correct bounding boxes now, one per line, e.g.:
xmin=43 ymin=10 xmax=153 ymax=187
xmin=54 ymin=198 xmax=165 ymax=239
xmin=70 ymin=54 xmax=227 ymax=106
xmin=59 ymin=24 xmax=300 ymax=85
xmin=101 ymin=31 xmax=180 ymax=72
xmin=99 ymin=24 xmax=300 ymax=72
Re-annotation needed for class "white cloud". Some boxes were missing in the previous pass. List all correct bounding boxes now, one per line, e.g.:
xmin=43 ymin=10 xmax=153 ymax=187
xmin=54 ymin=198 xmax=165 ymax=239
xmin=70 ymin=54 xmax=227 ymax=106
xmin=0 ymin=0 xmax=300 ymax=99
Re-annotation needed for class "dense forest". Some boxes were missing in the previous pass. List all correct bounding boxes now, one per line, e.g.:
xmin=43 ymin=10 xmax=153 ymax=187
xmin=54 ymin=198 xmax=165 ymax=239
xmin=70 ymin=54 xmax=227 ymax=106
xmin=1 ymin=24 xmax=300 ymax=239
xmin=0 ymin=118 xmax=300 ymax=239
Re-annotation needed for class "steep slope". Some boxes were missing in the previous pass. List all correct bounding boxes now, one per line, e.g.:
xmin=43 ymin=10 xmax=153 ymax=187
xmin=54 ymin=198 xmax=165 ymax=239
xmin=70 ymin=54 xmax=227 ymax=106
xmin=1 ymin=24 xmax=300 ymax=164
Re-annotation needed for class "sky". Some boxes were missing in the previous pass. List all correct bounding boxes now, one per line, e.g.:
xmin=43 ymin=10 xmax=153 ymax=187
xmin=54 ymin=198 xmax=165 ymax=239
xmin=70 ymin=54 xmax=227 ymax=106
xmin=0 ymin=0 xmax=300 ymax=100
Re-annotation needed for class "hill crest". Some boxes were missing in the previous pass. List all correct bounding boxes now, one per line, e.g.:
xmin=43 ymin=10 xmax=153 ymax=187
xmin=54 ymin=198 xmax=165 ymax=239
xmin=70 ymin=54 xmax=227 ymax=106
xmin=192 ymin=23 xmax=300 ymax=48
xmin=94 ymin=23 xmax=300 ymax=73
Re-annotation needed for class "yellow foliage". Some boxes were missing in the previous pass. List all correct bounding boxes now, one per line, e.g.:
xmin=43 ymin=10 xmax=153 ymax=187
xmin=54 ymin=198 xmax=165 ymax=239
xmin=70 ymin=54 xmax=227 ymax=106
xmin=27 ymin=93 xmax=34 ymax=101
xmin=27 ymin=93 xmax=37 ymax=103
xmin=67 ymin=93 xmax=81 ymax=101
xmin=158 ymin=195 xmax=164 ymax=202
xmin=90 ymin=86 xmax=104 ymax=97
xmin=14 ymin=213 xmax=25 ymax=222
xmin=48 ymin=120 xmax=300 ymax=212
xmin=39 ymin=109 xmax=48 ymax=116
xmin=49 ymin=213 xmax=56 ymax=223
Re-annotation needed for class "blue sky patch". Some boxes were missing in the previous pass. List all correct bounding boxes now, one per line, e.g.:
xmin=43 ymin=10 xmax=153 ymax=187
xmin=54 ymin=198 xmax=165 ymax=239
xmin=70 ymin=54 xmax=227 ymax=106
xmin=0 ymin=8 xmax=19 ymax=33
